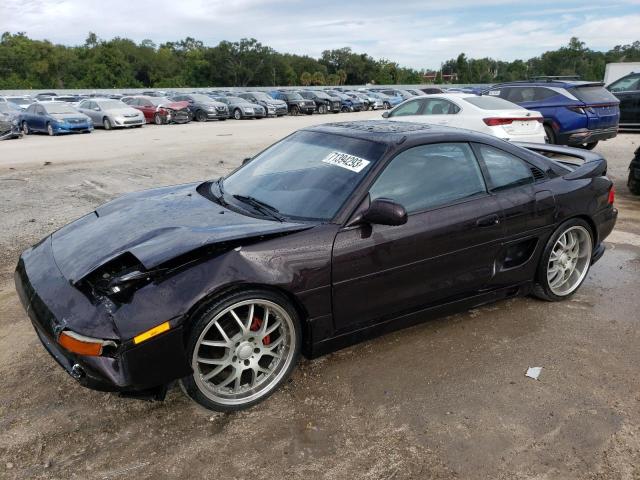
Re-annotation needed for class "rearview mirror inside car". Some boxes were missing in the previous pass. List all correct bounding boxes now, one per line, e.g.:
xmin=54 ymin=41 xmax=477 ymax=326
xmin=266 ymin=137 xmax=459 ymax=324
xmin=361 ymin=198 xmax=407 ymax=226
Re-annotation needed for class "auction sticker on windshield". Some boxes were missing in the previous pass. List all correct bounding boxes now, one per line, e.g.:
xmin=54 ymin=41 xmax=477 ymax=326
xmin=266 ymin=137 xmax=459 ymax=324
xmin=322 ymin=151 xmax=371 ymax=173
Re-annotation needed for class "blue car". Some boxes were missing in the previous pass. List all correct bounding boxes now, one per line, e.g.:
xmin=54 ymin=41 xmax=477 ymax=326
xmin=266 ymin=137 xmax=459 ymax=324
xmin=326 ymin=90 xmax=364 ymax=111
xmin=363 ymin=90 xmax=402 ymax=109
xmin=21 ymin=102 xmax=93 ymax=136
xmin=482 ymin=80 xmax=619 ymax=149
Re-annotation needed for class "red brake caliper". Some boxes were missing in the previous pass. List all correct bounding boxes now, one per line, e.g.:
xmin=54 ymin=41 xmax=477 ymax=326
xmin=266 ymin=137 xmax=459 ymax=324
xmin=250 ymin=316 xmax=271 ymax=345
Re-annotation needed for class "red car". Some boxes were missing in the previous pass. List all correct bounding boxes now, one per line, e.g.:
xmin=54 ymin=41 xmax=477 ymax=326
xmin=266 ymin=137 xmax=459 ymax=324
xmin=122 ymin=96 xmax=191 ymax=125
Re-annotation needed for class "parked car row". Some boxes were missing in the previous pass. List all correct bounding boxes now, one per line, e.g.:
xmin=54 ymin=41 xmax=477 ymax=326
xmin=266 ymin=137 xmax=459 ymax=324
xmin=1 ymin=88 xmax=400 ymax=138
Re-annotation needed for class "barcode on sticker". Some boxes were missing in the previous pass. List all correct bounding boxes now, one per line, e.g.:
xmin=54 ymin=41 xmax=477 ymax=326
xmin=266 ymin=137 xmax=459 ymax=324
xmin=322 ymin=152 xmax=370 ymax=173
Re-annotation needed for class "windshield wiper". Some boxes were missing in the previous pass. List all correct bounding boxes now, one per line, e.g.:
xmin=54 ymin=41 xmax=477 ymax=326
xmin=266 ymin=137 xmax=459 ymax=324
xmin=232 ymin=194 xmax=284 ymax=222
xmin=211 ymin=178 xmax=228 ymax=206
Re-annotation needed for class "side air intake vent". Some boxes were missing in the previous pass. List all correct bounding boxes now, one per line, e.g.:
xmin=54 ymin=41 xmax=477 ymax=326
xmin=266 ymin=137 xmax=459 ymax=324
xmin=530 ymin=166 xmax=546 ymax=181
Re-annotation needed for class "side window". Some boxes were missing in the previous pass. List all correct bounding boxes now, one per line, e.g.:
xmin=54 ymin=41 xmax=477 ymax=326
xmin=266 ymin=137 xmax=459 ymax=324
xmin=36 ymin=105 xmax=45 ymax=114
xmin=141 ymin=99 xmax=153 ymax=107
xmin=476 ymin=144 xmax=534 ymax=191
xmin=79 ymin=100 xmax=89 ymax=109
xmin=423 ymin=99 xmax=460 ymax=115
xmin=390 ymin=99 xmax=423 ymax=117
xmin=26 ymin=104 xmax=35 ymax=113
xmin=609 ymin=75 xmax=640 ymax=92
xmin=369 ymin=143 xmax=486 ymax=214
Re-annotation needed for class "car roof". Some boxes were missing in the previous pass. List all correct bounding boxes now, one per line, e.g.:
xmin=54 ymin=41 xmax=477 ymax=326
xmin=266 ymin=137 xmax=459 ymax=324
xmin=488 ymin=80 xmax=603 ymax=89
xmin=304 ymin=120 xmax=476 ymax=144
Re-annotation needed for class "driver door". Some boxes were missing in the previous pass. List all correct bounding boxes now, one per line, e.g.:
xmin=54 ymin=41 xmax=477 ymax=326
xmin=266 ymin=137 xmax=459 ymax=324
xmin=331 ymin=142 xmax=504 ymax=332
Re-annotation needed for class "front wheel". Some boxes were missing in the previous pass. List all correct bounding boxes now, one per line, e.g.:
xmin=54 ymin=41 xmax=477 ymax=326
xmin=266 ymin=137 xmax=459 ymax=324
xmin=22 ymin=122 xmax=29 ymax=135
xmin=154 ymin=113 xmax=164 ymax=125
xmin=103 ymin=117 xmax=112 ymax=130
xmin=233 ymin=109 xmax=242 ymax=120
xmin=196 ymin=110 xmax=208 ymax=122
xmin=46 ymin=123 xmax=55 ymax=136
xmin=318 ymin=104 xmax=327 ymax=114
xmin=532 ymin=219 xmax=593 ymax=301
xmin=290 ymin=105 xmax=300 ymax=116
xmin=383 ymin=101 xmax=390 ymax=110
xmin=180 ymin=290 xmax=301 ymax=412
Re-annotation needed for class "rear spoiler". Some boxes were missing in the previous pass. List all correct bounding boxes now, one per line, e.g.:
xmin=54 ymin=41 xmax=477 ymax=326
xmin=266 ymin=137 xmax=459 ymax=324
xmin=514 ymin=142 xmax=607 ymax=180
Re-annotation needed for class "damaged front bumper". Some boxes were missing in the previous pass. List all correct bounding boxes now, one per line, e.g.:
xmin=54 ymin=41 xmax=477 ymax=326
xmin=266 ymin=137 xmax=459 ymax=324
xmin=14 ymin=237 xmax=191 ymax=397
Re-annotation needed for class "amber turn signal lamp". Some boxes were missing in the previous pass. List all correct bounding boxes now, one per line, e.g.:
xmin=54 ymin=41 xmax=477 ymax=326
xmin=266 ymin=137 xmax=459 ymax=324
xmin=133 ymin=321 xmax=170 ymax=345
xmin=58 ymin=331 xmax=104 ymax=356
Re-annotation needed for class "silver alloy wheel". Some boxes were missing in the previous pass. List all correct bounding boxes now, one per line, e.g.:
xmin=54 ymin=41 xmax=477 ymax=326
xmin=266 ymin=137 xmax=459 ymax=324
xmin=47 ymin=123 xmax=54 ymax=136
xmin=103 ymin=118 xmax=111 ymax=130
xmin=192 ymin=299 xmax=296 ymax=406
xmin=233 ymin=109 xmax=242 ymax=120
xmin=547 ymin=225 xmax=592 ymax=296
xmin=22 ymin=122 xmax=29 ymax=135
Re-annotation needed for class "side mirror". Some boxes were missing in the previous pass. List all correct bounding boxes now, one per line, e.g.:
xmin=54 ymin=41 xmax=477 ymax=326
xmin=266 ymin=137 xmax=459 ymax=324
xmin=360 ymin=198 xmax=407 ymax=226
xmin=242 ymin=157 xmax=252 ymax=165
xmin=382 ymin=111 xmax=390 ymax=118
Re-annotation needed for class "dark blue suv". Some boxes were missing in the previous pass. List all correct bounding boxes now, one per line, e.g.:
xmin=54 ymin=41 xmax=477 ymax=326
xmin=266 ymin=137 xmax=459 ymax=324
xmin=482 ymin=79 xmax=620 ymax=149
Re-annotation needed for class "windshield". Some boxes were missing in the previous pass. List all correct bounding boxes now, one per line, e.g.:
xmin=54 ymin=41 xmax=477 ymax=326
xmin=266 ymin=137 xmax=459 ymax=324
xmin=572 ymin=86 xmax=619 ymax=104
xmin=466 ymin=96 xmax=521 ymax=110
xmin=220 ymin=131 xmax=386 ymax=221
xmin=285 ymin=93 xmax=304 ymax=101
xmin=44 ymin=103 xmax=78 ymax=114
xmin=0 ymin=103 xmax=17 ymax=113
xmin=96 ymin=100 xmax=127 ymax=109
xmin=7 ymin=97 xmax=30 ymax=104
xmin=313 ymin=91 xmax=331 ymax=100
xmin=250 ymin=92 xmax=273 ymax=101
xmin=148 ymin=97 xmax=173 ymax=106
xmin=190 ymin=94 xmax=214 ymax=102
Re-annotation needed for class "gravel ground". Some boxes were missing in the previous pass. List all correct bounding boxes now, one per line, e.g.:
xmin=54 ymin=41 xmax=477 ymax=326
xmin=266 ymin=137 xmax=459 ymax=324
xmin=0 ymin=114 xmax=639 ymax=480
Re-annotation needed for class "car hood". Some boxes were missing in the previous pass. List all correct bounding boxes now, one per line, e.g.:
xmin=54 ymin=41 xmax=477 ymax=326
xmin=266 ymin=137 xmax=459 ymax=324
xmin=107 ymin=107 xmax=143 ymax=116
xmin=51 ymin=113 xmax=88 ymax=121
xmin=51 ymin=182 xmax=310 ymax=283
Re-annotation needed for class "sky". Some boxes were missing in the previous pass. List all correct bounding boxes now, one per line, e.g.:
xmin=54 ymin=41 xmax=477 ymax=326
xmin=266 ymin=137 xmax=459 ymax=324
xmin=2 ymin=0 xmax=640 ymax=69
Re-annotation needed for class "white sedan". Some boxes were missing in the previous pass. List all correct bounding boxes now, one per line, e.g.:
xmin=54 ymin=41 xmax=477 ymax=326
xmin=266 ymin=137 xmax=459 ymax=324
xmin=382 ymin=93 xmax=546 ymax=143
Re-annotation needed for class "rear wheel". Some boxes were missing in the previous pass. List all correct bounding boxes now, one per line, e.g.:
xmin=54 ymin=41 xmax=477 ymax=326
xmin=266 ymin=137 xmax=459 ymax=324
xmin=532 ymin=219 xmax=593 ymax=301
xmin=383 ymin=101 xmax=391 ymax=110
xmin=628 ymin=170 xmax=640 ymax=195
xmin=318 ymin=104 xmax=327 ymax=114
xmin=180 ymin=290 xmax=301 ymax=412
xmin=103 ymin=117 xmax=112 ymax=130
xmin=544 ymin=125 xmax=556 ymax=144
xmin=154 ymin=113 xmax=163 ymax=125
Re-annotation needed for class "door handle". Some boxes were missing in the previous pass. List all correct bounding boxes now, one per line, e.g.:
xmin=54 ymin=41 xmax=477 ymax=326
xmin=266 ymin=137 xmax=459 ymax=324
xmin=476 ymin=214 xmax=500 ymax=227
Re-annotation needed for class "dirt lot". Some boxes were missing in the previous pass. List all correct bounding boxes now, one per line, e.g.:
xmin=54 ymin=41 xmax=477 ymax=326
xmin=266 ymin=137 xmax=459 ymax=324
xmin=0 ymin=113 xmax=639 ymax=480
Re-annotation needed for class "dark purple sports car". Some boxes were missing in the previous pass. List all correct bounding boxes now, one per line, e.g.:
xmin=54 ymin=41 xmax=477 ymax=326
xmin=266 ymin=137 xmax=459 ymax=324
xmin=15 ymin=121 xmax=617 ymax=411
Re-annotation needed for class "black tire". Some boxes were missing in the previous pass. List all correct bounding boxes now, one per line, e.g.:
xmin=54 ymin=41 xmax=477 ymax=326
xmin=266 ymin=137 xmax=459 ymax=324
xmin=233 ymin=108 xmax=242 ymax=120
xmin=628 ymin=170 xmax=640 ymax=195
xmin=196 ymin=110 xmax=208 ymax=122
xmin=318 ymin=104 xmax=327 ymax=114
xmin=363 ymin=104 xmax=370 ymax=111
xmin=383 ymin=101 xmax=390 ymax=110
xmin=582 ymin=141 xmax=599 ymax=150
xmin=290 ymin=105 xmax=300 ymax=116
xmin=103 ymin=117 xmax=112 ymax=130
xmin=22 ymin=122 xmax=29 ymax=135
xmin=544 ymin=125 xmax=556 ymax=144
xmin=180 ymin=289 xmax=302 ymax=412
xmin=532 ymin=218 xmax=593 ymax=302
xmin=154 ymin=113 xmax=164 ymax=125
